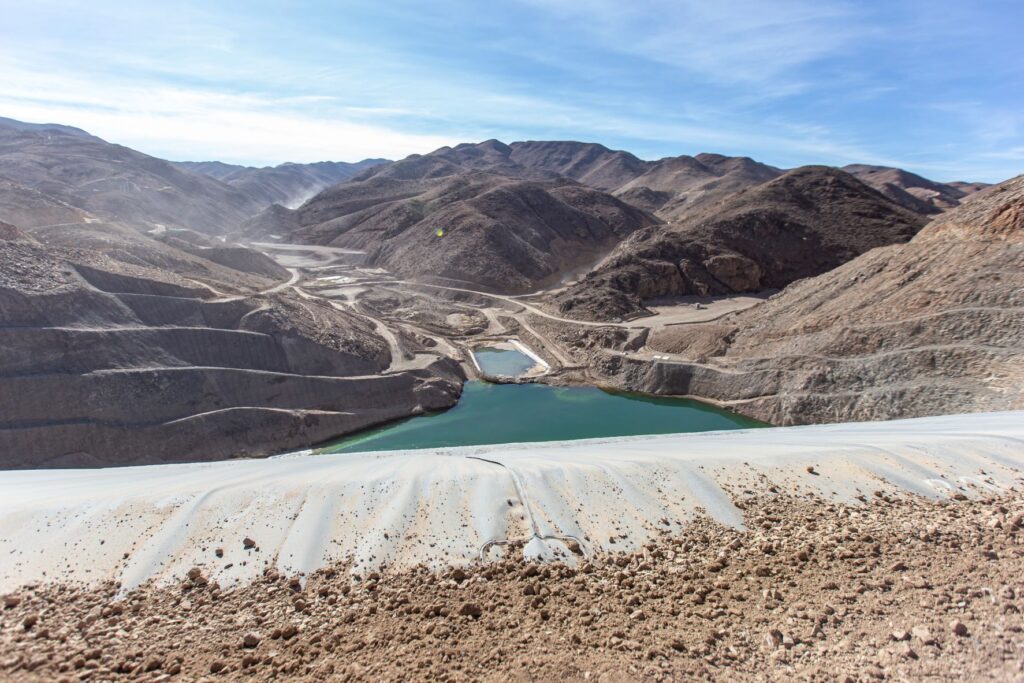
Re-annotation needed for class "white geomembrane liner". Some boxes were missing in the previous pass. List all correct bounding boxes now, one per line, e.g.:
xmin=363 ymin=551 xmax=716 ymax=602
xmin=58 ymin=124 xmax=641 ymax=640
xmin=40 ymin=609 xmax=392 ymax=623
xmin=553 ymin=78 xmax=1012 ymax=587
xmin=0 ymin=411 xmax=1022 ymax=593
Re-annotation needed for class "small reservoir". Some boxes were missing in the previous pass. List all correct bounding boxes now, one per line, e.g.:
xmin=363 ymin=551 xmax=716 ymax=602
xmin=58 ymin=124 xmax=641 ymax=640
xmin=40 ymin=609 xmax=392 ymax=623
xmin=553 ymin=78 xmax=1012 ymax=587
xmin=473 ymin=346 xmax=539 ymax=377
xmin=320 ymin=381 xmax=764 ymax=454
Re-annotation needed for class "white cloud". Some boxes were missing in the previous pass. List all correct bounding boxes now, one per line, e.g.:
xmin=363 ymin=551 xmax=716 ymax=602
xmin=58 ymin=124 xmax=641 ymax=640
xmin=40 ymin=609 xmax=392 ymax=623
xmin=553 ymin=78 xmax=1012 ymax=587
xmin=0 ymin=63 xmax=457 ymax=164
xmin=515 ymin=0 xmax=866 ymax=87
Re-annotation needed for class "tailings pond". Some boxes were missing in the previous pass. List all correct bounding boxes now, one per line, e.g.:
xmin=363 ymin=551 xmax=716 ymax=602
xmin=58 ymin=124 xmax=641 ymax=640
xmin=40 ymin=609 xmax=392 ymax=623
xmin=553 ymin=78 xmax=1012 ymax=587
xmin=320 ymin=381 xmax=763 ymax=454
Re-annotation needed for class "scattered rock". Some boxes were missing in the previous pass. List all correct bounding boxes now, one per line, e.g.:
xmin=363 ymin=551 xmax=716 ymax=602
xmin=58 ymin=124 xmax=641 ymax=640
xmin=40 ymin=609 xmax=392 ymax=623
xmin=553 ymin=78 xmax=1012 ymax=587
xmin=458 ymin=603 xmax=482 ymax=618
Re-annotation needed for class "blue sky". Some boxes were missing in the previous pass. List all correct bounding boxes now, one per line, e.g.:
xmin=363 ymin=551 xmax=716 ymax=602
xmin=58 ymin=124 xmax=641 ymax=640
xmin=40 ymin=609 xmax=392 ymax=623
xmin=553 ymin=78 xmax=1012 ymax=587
xmin=1 ymin=0 xmax=1021 ymax=181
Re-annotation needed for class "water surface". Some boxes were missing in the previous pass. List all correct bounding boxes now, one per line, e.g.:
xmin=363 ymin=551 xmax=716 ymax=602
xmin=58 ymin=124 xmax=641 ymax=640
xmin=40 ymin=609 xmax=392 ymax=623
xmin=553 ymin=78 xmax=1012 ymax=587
xmin=320 ymin=381 xmax=763 ymax=454
xmin=474 ymin=347 xmax=537 ymax=376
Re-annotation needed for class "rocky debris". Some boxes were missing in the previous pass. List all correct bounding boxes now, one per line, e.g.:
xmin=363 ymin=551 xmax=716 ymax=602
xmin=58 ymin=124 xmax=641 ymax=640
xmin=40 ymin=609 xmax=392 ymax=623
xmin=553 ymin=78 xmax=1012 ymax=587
xmin=2 ymin=489 xmax=1022 ymax=681
xmin=243 ymin=538 xmax=256 ymax=550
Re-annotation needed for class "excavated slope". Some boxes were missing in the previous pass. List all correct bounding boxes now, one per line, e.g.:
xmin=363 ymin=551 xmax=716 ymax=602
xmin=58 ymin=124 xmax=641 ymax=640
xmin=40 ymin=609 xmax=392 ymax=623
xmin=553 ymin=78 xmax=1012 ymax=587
xmin=0 ymin=221 xmax=462 ymax=468
xmin=600 ymin=174 xmax=1024 ymax=424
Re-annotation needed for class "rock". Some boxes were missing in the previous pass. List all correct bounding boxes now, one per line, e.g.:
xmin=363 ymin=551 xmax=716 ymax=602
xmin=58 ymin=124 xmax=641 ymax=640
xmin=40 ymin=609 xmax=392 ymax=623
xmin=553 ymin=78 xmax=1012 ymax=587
xmin=766 ymin=629 xmax=784 ymax=648
xmin=243 ymin=537 xmax=256 ymax=550
xmin=805 ymin=466 xmax=817 ymax=475
xmin=451 ymin=568 xmax=467 ymax=583
xmin=890 ymin=630 xmax=910 ymax=641
xmin=3 ymin=594 xmax=20 ymax=609
xmin=215 ymin=548 xmax=224 ymax=558
xmin=243 ymin=632 xmax=261 ymax=648
xmin=187 ymin=567 xmax=203 ymax=581
xmin=144 ymin=658 xmax=163 ymax=672
xmin=911 ymin=626 xmax=934 ymax=644
xmin=22 ymin=614 xmax=38 ymax=630
xmin=458 ymin=603 xmax=482 ymax=618
xmin=210 ymin=660 xmax=226 ymax=674
xmin=951 ymin=620 xmax=969 ymax=637
xmin=629 ymin=610 xmax=647 ymax=621
xmin=282 ymin=624 xmax=299 ymax=640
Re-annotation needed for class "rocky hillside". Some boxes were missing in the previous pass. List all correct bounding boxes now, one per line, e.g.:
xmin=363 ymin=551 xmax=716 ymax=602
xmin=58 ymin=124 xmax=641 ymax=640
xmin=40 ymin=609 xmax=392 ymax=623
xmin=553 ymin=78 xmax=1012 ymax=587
xmin=0 ymin=219 xmax=461 ymax=468
xmin=614 ymin=153 xmax=782 ymax=219
xmin=245 ymin=170 xmax=658 ymax=293
xmin=551 ymin=166 xmax=927 ymax=320
xmin=177 ymin=159 xmax=389 ymax=208
xmin=353 ymin=140 xmax=782 ymax=221
xmin=602 ymin=174 xmax=1024 ymax=424
xmin=0 ymin=118 xmax=262 ymax=234
xmin=842 ymin=164 xmax=988 ymax=214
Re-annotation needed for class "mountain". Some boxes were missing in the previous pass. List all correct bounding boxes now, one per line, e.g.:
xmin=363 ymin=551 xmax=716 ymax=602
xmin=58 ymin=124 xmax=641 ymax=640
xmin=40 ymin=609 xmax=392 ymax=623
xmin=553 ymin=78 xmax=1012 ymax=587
xmin=614 ymin=153 xmax=783 ymax=219
xmin=842 ymin=164 xmax=987 ymax=214
xmin=0 ymin=117 xmax=260 ymax=234
xmin=608 ymin=174 xmax=1024 ymax=424
xmin=505 ymin=140 xmax=651 ymax=190
xmin=245 ymin=170 xmax=658 ymax=293
xmin=0 ymin=218 xmax=461 ymax=468
xmin=177 ymin=158 xmax=390 ymax=208
xmin=551 ymin=166 xmax=927 ymax=320
xmin=352 ymin=140 xmax=782 ymax=222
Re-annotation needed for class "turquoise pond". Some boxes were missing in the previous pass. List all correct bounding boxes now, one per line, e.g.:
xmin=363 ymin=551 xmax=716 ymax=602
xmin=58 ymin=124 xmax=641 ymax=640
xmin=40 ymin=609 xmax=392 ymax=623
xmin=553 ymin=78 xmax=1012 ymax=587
xmin=319 ymin=381 xmax=764 ymax=454
xmin=473 ymin=346 xmax=538 ymax=376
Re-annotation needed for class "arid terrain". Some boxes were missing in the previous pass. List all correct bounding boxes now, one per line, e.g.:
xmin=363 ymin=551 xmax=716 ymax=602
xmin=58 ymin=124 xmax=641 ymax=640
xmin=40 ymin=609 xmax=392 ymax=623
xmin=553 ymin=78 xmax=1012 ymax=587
xmin=1 ymin=116 xmax=1020 ymax=466
xmin=1 ymin=113 xmax=1022 ymax=682
xmin=3 ymin=487 xmax=1023 ymax=681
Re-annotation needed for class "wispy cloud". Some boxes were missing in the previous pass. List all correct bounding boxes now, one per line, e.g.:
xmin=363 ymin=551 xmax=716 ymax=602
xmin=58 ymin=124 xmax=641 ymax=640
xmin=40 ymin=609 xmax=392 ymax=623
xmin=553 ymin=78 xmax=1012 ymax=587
xmin=0 ymin=0 xmax=1020 ymax=181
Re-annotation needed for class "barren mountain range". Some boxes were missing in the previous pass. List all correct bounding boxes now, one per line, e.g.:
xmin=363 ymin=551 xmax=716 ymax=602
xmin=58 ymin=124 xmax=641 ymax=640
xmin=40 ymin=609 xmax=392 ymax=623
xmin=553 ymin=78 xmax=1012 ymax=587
xmin=176 ymin=158 xmax=389 ymax=209
xmin=246 ymin=170 xmax=658 ymax=293
xmin=590 ymin=175 xmax=1024 ymax=424
xmin=842 ymin=163 xmax=988 ymax=214
xmin=0 ymin=114 xmax=1015 ymax=467
xmin=551 ymin=166 xmax=928 ymax=320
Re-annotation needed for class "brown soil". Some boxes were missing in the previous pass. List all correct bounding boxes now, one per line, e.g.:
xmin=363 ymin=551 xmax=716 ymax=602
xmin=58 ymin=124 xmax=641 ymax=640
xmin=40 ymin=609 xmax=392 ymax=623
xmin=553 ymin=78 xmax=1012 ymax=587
xmin=3 ymin=489 xmax=1022 ymax=682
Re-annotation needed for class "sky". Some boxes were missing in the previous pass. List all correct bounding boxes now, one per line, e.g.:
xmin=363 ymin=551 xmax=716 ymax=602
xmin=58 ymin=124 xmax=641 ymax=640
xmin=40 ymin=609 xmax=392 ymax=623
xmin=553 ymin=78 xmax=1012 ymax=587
xmin=0 ymin=0 xmax=1021 ymax=182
